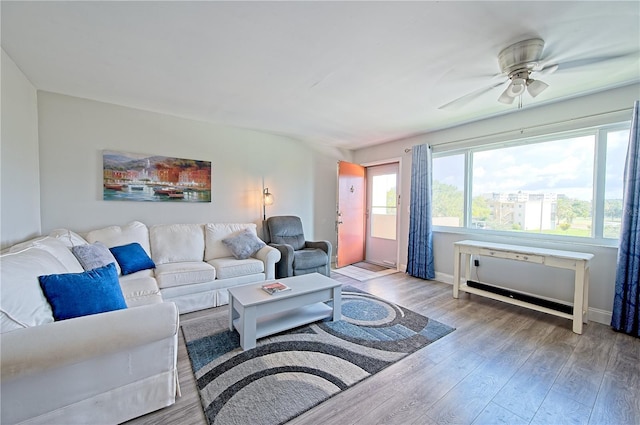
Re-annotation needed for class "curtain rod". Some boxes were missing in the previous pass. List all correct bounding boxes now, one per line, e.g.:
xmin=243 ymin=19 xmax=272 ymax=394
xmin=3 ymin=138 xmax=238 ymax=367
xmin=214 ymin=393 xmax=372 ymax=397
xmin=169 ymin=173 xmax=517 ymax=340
xmin=402 ymin=107 xmax=632 ymax=153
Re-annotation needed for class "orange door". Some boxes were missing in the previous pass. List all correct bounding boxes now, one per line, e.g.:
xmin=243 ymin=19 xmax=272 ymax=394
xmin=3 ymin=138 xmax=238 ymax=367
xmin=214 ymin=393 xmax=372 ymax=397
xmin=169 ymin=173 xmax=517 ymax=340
xmin=336 ymin=161 xmax=366 ymax=268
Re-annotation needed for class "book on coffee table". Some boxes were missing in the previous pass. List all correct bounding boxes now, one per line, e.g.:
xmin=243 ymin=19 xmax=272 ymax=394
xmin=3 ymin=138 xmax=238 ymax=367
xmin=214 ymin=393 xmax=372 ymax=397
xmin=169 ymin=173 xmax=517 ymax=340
xmin=262 ymin=282 xmax=291 ymax=295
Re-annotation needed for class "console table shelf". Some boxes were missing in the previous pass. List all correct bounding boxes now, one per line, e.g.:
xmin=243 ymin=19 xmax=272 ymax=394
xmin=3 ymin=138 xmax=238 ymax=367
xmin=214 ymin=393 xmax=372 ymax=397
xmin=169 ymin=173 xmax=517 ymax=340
xmin=452 ymin=240 xmax=593 ymax=334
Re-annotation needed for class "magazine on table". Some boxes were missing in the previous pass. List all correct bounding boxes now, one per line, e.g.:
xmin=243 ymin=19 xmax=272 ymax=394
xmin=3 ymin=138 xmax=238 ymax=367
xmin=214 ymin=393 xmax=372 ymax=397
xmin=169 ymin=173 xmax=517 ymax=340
xmin=262 ymin=282 xmax=291 ymax=295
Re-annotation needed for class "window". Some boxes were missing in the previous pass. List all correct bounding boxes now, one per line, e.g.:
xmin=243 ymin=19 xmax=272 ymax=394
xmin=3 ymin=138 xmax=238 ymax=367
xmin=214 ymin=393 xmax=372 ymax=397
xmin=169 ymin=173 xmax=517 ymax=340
xmin=433 ymin=154 xmax=465 ymax=227
xmin=432 ymin=122 xmax=630 ymax=243
xmin=371 ymin=173 xmax=397 ymax=239
xmin=603 ymin=129 xmax=629 ymax=238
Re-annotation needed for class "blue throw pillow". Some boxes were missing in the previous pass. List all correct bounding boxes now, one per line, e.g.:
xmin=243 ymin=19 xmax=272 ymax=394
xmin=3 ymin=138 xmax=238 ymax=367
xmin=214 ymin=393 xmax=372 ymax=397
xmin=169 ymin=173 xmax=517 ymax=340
xmin=38 ymin=263 xmax=127 ymax=321
xmin=109 ymin=242 xmax=156 ymax=275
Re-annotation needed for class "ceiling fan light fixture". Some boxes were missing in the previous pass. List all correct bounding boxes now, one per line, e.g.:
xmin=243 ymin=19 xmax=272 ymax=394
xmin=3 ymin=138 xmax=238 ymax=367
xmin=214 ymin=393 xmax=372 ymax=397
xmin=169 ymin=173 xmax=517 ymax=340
xmin=526 ymin=79 xmax=549 ymax=97
xmin=506 ymin=78 xmax=526 ymax=97
xmin=498 ymin=87 xmax=516 ymax=104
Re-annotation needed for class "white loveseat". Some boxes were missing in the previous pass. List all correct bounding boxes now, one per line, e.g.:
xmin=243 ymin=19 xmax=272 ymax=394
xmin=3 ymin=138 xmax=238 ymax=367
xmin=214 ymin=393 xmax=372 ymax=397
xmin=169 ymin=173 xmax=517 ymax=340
xmin=0 ymin=221 xmax=280 ymax=424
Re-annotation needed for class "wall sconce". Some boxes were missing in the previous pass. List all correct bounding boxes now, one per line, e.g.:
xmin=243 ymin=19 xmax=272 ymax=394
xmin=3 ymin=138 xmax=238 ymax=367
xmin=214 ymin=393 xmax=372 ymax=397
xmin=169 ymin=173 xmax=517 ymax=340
xmin=263 ymin=187 xmax=274 ymax=220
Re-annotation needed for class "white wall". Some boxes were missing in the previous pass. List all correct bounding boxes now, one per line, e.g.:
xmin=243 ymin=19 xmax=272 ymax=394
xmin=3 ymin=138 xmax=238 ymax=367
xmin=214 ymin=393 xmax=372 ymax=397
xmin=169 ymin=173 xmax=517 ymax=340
xmin=354 ymin=83 xmax=640 ymax=324
xmin=1 ymin=49 xmax=41 ymax=249
xmin=36 ymin=92 xmax=348 ymax=245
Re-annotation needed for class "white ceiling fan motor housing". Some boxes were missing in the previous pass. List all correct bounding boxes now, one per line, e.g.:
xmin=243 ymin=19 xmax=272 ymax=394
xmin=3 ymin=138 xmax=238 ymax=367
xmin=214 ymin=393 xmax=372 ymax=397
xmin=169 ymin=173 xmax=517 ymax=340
xmin=498 ymin=38 xmax=545 ymax=75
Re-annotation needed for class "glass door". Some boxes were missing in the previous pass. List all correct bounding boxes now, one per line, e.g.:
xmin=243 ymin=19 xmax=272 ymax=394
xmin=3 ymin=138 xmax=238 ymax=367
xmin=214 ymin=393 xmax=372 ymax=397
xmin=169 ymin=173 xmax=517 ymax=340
xmin=365 ymin=162 xmax=398 ymax=267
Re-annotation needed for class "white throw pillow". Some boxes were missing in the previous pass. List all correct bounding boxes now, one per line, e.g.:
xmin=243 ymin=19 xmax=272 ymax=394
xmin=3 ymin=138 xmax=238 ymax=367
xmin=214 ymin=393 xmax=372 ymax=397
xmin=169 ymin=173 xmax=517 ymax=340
xmin=149 ymin=224 xmax=205 ymax=265
xmin=205 ymin=223 xmax=257 ymax=260
xmin=8 ymin=237 xmax=83 ymax=273
xmin=85 ymin=221 xmax=151 ymax=255
xmin=0 ymin=248 xmax=67 ymax=333
xmin=48 ymin=228 xmax=89 ymax=248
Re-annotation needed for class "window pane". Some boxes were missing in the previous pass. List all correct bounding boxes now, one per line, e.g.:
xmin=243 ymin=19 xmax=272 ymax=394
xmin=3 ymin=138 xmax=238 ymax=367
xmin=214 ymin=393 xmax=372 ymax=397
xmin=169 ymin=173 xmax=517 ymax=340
xmin=604 ymin=129 xmax=629 ymax=238
xmin=371 ymin=174 xmax=396 ymax=240
xmin=472 ymin=136 xmax=595 ymax=236
xmin=433 ymin=154 xmax=465 ymax=227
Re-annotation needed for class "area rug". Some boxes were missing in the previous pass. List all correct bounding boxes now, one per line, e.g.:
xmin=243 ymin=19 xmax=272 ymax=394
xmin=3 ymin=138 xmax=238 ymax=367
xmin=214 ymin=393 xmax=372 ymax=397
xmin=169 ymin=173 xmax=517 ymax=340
xmin=182 ymin=286 xmax=455 ymax=425
xmin=332 ymin=265 xmax=398 ymax=281
xmin=352 ymin=261 xmax=388 ymax=272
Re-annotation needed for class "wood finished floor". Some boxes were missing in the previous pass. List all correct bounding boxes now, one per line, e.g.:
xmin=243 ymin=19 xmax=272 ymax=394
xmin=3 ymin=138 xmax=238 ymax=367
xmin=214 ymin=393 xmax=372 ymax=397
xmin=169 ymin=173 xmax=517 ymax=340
xmin=125 ymin=272 xmax=640 ymax=425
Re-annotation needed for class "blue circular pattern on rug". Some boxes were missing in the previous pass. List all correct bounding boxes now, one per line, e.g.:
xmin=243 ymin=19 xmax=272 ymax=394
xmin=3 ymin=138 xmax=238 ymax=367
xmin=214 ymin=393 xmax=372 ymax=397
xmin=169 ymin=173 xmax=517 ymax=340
xmin=342 ymin=298 xmax=388 ymax=321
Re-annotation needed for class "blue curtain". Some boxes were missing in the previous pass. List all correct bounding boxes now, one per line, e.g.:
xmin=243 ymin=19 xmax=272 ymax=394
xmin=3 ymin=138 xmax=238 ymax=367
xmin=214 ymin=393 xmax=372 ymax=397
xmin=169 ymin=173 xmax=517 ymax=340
xmin=407 ymin=144 xmax=435 ymax=279
xmin=611 ymin=100 xmax=640 ymax=337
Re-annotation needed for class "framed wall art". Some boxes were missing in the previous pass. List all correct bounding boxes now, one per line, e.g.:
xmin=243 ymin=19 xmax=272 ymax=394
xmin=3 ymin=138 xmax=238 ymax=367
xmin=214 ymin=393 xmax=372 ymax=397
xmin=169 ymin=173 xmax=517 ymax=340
xmin=103 ymin=150 xmax=211 ymax=202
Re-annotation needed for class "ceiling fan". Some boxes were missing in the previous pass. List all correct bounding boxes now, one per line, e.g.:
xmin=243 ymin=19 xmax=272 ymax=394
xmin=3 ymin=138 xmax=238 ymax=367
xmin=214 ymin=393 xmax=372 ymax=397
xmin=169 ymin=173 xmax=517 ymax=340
xmin=495 ymin=38 xmax=550 ymax=105
xmin=438 ymin=37 xmax=633 ymax=110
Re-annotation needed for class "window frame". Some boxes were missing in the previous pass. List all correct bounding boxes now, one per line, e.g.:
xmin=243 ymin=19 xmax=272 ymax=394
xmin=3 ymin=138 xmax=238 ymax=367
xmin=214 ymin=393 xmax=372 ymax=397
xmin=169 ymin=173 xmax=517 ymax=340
xmin=432 ymin=121 xmax=631 ymax=247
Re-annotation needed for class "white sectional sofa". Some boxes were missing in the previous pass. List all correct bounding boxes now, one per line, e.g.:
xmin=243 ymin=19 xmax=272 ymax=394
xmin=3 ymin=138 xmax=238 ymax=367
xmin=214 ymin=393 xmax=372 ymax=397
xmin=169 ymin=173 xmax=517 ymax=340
xmin=0 ymin=221 xmax=280 ymax=424
xmin=80 ymin=221 xmax=280 ymax=313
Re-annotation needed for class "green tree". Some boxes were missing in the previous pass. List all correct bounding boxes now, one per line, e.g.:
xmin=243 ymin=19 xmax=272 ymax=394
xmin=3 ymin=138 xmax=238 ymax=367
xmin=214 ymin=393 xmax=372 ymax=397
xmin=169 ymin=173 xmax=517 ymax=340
xmin=557 ymin=198 xmax=576 ymax=224
xmin=571 ymin=199 xmax=591 ymax=218
xmin=386 ymin=187 xmax=397 ymax=214
xmin=432 ymin=180 xmax=463 ymax=221
xmin=472 ymin=196 xmax=491 ymax=221
xmin=604 ymin=199 xmax=623 ymax=221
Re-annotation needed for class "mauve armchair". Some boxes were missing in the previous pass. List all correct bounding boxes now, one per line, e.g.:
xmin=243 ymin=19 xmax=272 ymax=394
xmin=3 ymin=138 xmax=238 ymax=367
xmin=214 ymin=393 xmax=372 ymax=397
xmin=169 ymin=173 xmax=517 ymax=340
xmin=263 ymin=216 xmax=332 ymax=278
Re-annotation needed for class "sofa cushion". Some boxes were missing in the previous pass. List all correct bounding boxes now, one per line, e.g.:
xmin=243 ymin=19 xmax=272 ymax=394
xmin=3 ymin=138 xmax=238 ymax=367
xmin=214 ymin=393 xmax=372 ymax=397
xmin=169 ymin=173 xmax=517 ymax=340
xmin=39 ymin=263 xmax=127 ymax=321
xmin=207 ymin=257 xmax=264 ymax=279
xmin=150 ymin=224 xmax=205 ymax=264
xmin=85 ymin=221 xmax=151 ymax=256
xmin=48 ymin=228 xmax=89 ymax=248
xmin=222 ymin=228 xmax=266 ymax=260
xmin=0 ymin=248 xmax=67 ymax=332
xmin=205 ymin=223 xmax=257 ymax=261
xmin=110 ymin=243 xmax=156 ymax=275
xmin=154 ymin=261 xmax=216 ymax=289
xmin=119 ymin=275 xmax=163 ymax=308
xmin=71 ymin=241 xmax=121 ymax=275
xmin=9 ymin=237 xmax=83 ymax=273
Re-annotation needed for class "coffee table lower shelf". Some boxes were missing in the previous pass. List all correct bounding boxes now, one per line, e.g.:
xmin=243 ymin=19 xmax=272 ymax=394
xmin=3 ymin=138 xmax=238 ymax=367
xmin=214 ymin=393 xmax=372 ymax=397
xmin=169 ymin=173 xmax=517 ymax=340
xmin=232 ymin=302 xmax=333 ymax=341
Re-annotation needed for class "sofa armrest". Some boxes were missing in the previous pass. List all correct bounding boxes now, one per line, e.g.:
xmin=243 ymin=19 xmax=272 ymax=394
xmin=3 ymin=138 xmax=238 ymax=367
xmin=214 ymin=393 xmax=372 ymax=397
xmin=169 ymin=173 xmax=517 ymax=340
xmin=1 ymin=302 xmax=179 ymax=381
xmin=306 ymin=240 xmax=332 ymax=258
xmin=253 ymin=245 xmax=281 ymax=280
xmin=268 ymin=243 xmax=294 ymax=278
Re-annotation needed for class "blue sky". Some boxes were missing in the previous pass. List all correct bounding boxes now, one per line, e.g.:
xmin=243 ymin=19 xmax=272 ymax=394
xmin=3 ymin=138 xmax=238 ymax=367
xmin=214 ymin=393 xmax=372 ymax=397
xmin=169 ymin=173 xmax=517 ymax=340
xmin=433 ymin=129 xmax=629 ymax=201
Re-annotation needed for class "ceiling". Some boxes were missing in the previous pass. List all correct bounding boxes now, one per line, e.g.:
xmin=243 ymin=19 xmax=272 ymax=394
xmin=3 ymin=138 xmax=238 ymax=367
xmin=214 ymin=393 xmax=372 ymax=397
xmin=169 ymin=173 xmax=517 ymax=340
xmin=2 ymin=1 xmax=639 ymax=150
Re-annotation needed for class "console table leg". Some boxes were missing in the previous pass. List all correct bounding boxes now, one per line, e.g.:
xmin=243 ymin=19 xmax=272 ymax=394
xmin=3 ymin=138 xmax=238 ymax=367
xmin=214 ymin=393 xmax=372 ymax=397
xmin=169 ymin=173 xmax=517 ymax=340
xmin=453 ymin=246 xmax=461 ymax=298
xmin=572 ymin=262 xmax=586 ymax=334
xmin=583 ymin=266 xmax=590 ymax=324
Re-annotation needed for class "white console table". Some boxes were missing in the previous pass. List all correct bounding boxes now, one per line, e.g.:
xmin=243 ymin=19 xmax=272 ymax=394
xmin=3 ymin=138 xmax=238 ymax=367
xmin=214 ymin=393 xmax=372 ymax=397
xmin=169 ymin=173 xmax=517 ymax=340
xmin=453 ymin=240 xmax=593 ymax=334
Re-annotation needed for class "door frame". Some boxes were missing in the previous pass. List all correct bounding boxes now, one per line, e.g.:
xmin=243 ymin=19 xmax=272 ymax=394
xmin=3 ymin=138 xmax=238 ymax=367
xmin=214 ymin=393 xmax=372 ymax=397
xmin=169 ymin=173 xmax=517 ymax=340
xmin=362 ymin=157 xmax=403 ymax=271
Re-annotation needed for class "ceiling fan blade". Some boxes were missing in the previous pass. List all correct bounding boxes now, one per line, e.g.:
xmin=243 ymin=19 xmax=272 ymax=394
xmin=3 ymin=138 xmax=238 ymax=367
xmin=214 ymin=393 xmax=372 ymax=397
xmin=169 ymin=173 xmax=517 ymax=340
xmin=537 ymin=64 xmax=559 ymax=76
xmin=542 ymin=52 xmax=636 ymax=73
xmin=438 ymin=81 xmax=506 ymax=110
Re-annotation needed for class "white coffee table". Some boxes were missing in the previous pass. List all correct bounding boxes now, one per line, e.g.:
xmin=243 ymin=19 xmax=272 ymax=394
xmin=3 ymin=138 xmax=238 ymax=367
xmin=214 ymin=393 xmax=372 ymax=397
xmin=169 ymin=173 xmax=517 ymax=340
xmin=228 ymin=273 xmax=342 ymax=350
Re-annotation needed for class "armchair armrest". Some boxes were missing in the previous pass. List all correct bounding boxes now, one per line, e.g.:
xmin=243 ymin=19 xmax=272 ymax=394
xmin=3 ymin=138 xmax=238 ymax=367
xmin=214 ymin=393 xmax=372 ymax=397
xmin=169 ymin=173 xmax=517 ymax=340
xmin=269 ymin=243 xmax=294 ymax=278
xmin=1 ymin=302 xmax=179 ymax=381
xmin=306 ymin=240 xmax=332 ymax=258
xmin=253 ymin=245 xmax=281 ymax=280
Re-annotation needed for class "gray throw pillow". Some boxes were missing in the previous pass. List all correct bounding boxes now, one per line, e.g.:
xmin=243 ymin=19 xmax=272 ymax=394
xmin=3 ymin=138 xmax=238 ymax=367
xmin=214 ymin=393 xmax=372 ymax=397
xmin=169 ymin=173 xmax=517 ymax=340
xmin=222 ymin=229 xmax=266 ymax=260
xmin=72 ymin=241 xmax=121 ymax=274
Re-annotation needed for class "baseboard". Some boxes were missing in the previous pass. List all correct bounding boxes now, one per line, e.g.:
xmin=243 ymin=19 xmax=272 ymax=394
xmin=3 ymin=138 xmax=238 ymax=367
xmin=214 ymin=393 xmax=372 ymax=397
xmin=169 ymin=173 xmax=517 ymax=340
xmin=435 ymin=271 xmax=454 ymax=285
xmin=587 ymin=307 xmax=612 ymax=326
xmin=434 ymin=272 xmax=612 ymax=326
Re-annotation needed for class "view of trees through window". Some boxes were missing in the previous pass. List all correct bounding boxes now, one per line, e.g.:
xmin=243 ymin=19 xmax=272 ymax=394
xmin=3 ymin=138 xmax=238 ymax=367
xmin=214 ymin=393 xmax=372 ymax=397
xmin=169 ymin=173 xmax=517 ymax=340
xmin=432 ymin=125 xmax=629 ymax=241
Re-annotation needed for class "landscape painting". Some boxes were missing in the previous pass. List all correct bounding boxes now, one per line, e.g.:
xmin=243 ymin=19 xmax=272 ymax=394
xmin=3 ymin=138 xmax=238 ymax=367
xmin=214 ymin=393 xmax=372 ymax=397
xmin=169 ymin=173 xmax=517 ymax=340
xmin=103 ymin=150 xmax=211 ymax=202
